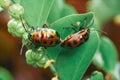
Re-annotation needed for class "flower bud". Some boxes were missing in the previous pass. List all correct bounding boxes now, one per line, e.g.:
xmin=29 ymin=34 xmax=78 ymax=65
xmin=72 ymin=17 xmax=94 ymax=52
xmin=8 ymin=4 xmax=24 ymax=19
xmin=0 ymin=0 xmax=11 ymax=9
xmin=25 ymin=48 xmax=49 ymax=67
xmin=7 ymin=19 xmax=25 ymax=37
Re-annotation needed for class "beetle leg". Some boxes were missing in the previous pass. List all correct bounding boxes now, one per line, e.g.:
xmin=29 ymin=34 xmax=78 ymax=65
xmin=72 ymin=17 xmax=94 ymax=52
xmin=63 ymin=25 xmax=77 ymax=33
xmin=70 ymin=24 xmax=78 ymax=32
xmin=30 ymin=26 xmax=34 ymax=31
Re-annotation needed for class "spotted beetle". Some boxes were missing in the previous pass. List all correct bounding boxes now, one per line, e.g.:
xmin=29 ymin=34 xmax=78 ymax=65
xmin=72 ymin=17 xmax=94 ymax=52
xmin=20 ymin=15 xmax=61 ymax=48
xmin=28 ymin=24 xmax=61 ymax=47
xmin=19 ymin=16 xmax=60 ymax=69
xmin=61 ymin=28 xmax=90 ymax=48
xmin=60 ymin=17 xmax=92 ymax=48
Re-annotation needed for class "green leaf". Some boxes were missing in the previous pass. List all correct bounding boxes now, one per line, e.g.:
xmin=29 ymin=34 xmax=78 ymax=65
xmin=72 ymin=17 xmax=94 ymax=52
xmin=20 ymin=0 xmax=54 ymax=27
xmin=99 ymin=36 xmax=118 ymax=72
xmin=60 ymin=3 xmax=77 ymax=17
xmin=47 ymin=13 xmax=94 ymax=59
xmin=90 ymin=71 xmax=104 ymax=80
xmin=55 ymin=31 xmax=99 ymax=80
xmin=0 ymin=67 xmax=14 ymax=80
xmin=51 ymin=13 xmax=93 ymax=39
xmin=48 ymin=0 xmax=76 ymax=23
xmin=47 ymin=13 xmax=99 ymax=80
xmin=48 ymin=0 xmax=64 ymax=23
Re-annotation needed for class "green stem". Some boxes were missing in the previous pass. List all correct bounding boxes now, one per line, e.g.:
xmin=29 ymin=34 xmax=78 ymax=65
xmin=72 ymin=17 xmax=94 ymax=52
xmin=49 ymin=64 xmax=58 ymax=75
xmin=42 ymin=47 xmax=58 ymax=76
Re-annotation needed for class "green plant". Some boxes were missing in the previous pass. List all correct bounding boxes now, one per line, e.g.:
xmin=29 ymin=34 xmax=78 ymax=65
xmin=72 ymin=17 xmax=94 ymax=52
xmin=0 ymin=0 xmax=10 ymax=9
xmin=88 ymin=0 xmax=120 ymax=80
xmin=0 ymin=0 xmax=119 ymax=80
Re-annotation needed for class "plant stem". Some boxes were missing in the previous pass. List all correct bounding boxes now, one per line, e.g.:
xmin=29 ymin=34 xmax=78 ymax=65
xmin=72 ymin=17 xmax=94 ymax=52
xmin=49 ymin=64 xmax=57 ymax=75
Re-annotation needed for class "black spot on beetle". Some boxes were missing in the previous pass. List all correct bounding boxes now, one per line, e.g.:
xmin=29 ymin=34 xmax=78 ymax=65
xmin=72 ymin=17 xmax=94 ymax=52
xmin=33 ymin=34 xmax=35 ymax=38
xmin=73 ymin=40 xmax=77 ymax=44
xmin=43 ymin=41 xmax=47 ymax=44
xmin=66 ymin=42 xmax=72 ymax=47
xmin=35 ymin=40 xmax=41 ymax=44
xmin=56 ymin=40 xmax=60 ymax=44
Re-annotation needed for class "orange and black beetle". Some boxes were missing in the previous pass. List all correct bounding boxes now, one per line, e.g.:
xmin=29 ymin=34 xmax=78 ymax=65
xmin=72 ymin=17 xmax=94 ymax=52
xmin=20 ymin=16 xmax=61 ymax=48
xmin=61 ymin=28 xmax=90 ymax=48
xmin=28 ymin=24 xmax=61 ymax=47
xmin=61 ymin=17 xmax=92 ymax=48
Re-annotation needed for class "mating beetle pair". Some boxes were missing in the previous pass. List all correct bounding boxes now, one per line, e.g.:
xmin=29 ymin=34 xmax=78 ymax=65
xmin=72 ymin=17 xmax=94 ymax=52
xmin=20 ymin=16 xmax=92 ymax=49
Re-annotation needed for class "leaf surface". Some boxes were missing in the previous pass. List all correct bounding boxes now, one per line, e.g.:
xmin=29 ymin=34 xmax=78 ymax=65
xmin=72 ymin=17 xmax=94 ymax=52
xmin=47 ymin=13 xmax=99 ymax=80
xmin=20 ymin=0 xmax=54 ymax=27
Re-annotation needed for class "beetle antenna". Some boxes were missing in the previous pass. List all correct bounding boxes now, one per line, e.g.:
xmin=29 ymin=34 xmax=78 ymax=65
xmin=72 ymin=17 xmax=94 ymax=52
xmin=96 ymin=29 xmax=108 ymax=35
xmin=19 ymin=15 xmax=29 ymax=33
xmin=91 ymin=28 xmax=108 ymax=35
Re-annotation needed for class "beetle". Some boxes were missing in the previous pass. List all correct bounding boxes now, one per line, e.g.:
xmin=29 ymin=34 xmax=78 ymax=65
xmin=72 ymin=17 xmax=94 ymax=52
xmin=28 ymin=24 xmax=61 ymax=47
xmin=20 ymin=15 xmax=61 ymax=48
xmin=61 ymin=28 xmax=90 ymax=48
xmin=60 ymin=17 xmax=92 ymax=48
xmin=19 ymin=16 xmax=61 ymax=68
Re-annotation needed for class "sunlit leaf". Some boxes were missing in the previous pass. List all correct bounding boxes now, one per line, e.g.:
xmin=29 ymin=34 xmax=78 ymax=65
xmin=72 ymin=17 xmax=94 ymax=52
xmin=48 ymin=0 xmax=76 ymax=23
xmin=47 ymin=13 xmax=99 ymax=80
xmin=20 ymin=0 xmax=54 ymax=27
